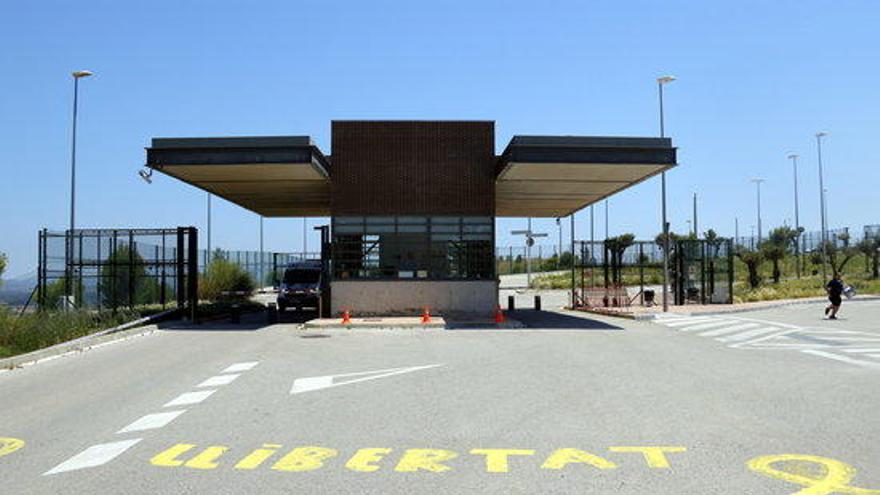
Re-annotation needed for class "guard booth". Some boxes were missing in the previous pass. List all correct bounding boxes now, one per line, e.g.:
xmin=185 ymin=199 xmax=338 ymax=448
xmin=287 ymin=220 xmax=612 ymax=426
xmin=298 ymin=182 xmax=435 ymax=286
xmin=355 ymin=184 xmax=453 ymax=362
xmin=675 ymin=239 xmax=734 ymax=305
xmin=145 ymin=121 xmax=677 ymax=316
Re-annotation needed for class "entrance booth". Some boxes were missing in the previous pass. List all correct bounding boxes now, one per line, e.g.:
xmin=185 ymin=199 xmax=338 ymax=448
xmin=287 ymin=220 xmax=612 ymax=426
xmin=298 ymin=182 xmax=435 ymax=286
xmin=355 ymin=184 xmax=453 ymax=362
xmin=146 ymin=121 xmax=676 ymax=315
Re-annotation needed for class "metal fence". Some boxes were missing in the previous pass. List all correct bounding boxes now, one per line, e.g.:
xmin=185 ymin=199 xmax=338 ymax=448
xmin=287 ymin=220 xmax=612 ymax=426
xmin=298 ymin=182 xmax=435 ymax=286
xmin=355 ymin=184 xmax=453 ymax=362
xmin=37 ymin=228 xmax=198 ymax=319
xmin=495 ymin=245 xmax=575 ymax=275
xmin=201 ymin=249 xmax=320 ymax=287
xmin=572 ymin=238 xmax=733 ymax=307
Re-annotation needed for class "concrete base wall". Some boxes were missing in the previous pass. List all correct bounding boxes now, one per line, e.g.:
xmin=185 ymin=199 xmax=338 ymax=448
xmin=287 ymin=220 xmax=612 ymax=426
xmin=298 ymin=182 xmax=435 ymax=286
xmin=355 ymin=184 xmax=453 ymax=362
xmin=330 ymin=280 xmax=498 ymax=316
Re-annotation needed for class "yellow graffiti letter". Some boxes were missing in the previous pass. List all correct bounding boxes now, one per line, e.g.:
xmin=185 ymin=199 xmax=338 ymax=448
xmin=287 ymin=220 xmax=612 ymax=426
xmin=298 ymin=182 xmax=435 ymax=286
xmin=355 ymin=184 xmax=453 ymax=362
xmin=150 ymin=444 xmax=197 ymax=467
xmin=235 ymin=444 xmax=283 ymax=470
xmin=609 ymin=446 xmax=687 ymax=468
xmin=470 ymin=449 xmax=535 ymax=473
xmin=184 ymin=446 xmax=228 ymax=470
xmin=394 ymin=449 xmax=458 ymax=473
xmin=0 ymin=438 xmax=25 ymax=458
xmin=748 ymin=454 xmax=880 ymax=495
xmin=346 ymin=448 xmax=392 ymax=472
xmin=541 ymin=449 xmax=617 ymax=470
xmin=272 ymin=446 xmax=338 ymax=472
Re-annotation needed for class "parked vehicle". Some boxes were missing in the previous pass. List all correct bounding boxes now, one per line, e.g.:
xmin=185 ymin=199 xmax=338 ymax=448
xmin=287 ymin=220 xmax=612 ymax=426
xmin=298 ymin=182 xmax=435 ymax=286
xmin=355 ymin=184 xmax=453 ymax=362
xmin=277 ymin=260 xmax=323 ymax=312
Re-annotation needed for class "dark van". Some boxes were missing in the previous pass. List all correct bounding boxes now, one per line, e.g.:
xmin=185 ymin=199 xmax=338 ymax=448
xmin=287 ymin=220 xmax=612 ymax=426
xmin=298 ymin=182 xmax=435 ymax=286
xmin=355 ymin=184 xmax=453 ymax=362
xmin=277 ymin=260 xmax=323 ymax=312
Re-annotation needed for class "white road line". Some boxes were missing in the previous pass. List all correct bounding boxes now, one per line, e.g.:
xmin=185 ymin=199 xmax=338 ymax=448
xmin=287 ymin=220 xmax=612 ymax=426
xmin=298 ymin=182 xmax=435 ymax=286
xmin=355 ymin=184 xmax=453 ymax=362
xmin=677 ymin=320 xmax=738 ymax=332
xmin=801 ymin=350 xmax=880 ymax=369
xmin=842 ymin=348 xmax=880 ymax=353
xmin=164 ymin=390 xmax=216 ymax=407
xmin=698 ymin=323 xmax=761 ymax=337
xmin=717 ymin=326 xmax=784 ymax=343
xmin=663 ymin=317 xmax=717 ymax=327
xmin=802 ymin=330 xmax=870 ymax=335
xmin=197 ymin=374 xmax=241 ymax=387
xmin=222 ymin=361 xmax=259 ymax=373
xmin=44 ymin=439 xmax=142 ymax=475
xmin=868 ymin=354 xmax=880 ymax=359
xmin=117 ymin=410 xmax=186 ymax=434
xmin=822 ymin=337 xmax=880 ymax=343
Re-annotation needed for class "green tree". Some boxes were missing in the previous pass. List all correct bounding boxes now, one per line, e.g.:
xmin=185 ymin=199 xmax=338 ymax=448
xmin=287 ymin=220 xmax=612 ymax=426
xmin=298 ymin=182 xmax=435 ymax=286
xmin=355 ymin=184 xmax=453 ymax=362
xmin=737 ymin=248 xmax=764 ymax=289
xmin=98 ymin=244 xmax=161 ymax=309
xmin=0 ymin=252 xmax=7 ymax=282
xmin=199 ymin=255 xmax=255 ymax=301
xmin=760 ymin=226 xmax=799 ymax=283
xmin=822 ymin=232 xmax=858 ymax=277
xmin=856 ymin=235 xmax=880 ymax=278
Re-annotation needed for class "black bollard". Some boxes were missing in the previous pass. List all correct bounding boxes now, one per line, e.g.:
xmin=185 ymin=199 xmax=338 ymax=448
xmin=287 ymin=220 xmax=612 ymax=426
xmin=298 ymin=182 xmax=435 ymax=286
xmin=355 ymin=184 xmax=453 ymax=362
xmin=534 ymin=295 xmax=542 ymax=311
xmin=230 ymin=303 xmax=241 ymax=324
xmin=508 ymin=295 xmax=515 ymax=311
xmin=267 ymin=303 xmax=278 ymax=324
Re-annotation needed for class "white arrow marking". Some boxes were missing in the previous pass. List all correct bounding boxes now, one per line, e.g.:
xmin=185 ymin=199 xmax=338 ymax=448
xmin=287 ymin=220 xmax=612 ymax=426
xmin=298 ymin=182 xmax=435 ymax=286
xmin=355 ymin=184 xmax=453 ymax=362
xmin=290 ymin=364 xmax=443 ymax=395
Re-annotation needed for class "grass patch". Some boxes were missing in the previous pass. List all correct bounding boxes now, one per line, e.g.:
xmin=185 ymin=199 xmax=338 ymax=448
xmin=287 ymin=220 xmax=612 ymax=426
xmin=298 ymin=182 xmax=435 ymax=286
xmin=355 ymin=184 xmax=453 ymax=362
xmin=734 ymin=274 xmax=880 ymax=303
xmin=0 ymin=307 xmax=141 ymax=359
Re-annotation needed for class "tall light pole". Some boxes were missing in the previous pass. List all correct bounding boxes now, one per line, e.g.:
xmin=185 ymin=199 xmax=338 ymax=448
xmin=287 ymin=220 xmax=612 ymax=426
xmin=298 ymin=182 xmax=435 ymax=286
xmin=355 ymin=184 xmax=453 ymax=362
xmin=816 ymin=131 xmax=829 ymax=280
xmin=692 ymin=192 xmax=698 ymax=237
xmin=67 ymin=70 xmax=93 ymax=303
xmin=556 ymin=217 xmax=562 ymax=269
xmin=69 ymin=70 xmax=93 ymax=234
xmin=590 ymin=204 xmax=595 ymax=287
xmin=259 ymin=215 xmax=264 ymax=288
xmin=604 ymin=200 xmax=609 ymax=239
xmin=657 ymin=74 xmax=676 ymax=312
xmin=750 ymin=178 xmax=765 ymax=244
xmin=303 ymin=218 xmax=308 ymax=257
xmin=206 ymin=193 xmax=212 ymax=265
xmin=787 ymin=153 xmax=801 ymax=278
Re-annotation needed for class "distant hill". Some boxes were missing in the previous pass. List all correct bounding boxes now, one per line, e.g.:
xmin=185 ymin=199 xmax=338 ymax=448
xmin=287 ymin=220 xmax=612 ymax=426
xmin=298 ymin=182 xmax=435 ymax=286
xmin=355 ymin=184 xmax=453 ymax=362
xmin=0 ymin=271 xmax=37 ymax=306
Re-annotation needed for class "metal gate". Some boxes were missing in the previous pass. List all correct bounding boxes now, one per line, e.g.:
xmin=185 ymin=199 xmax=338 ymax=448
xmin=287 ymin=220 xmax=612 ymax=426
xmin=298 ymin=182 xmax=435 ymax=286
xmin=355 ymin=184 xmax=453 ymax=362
xmin=675 ymin=239 xmax=733 ymax=305
xmin=37 ymin=227 xmax=198 ymax=319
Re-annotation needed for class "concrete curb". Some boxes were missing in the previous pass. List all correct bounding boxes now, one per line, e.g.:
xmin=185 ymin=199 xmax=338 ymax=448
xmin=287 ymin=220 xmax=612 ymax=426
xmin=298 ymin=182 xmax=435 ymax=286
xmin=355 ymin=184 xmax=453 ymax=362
xmin=0 ymin=308 xmax=178 ymax=370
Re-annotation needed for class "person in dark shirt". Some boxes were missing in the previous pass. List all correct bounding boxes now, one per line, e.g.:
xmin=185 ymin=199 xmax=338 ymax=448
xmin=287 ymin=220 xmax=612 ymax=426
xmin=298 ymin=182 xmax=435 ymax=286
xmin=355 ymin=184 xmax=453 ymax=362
xmin=824 ymin=273 xmax=845 ymax=320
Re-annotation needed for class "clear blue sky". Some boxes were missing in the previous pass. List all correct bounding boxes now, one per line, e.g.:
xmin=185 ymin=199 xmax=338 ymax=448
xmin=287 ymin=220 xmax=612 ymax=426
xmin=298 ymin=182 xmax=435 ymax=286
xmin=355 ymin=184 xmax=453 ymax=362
xmin=2 ymin=0 xmax=879 ymax=278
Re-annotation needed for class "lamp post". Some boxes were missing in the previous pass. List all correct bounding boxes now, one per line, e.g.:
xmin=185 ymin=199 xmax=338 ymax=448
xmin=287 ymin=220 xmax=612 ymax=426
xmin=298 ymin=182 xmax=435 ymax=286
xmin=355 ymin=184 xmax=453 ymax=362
xmin=259 ymin=215 xmax=264 ymax=288
xmin=657 ymin=74 xmax=675 ymax=312
xmin=816 ymin=131 xmax=829 ymax=280
xmin=69 ymin=70 xmax=93 ymax=234
xmin=303 ymin=218 xmax=308 ymax=258
xmin=206 ymin=193 xmax=212 ymax=265
xmin=556 ymin=217 xmax=562 ymax=269
xmin=787 ymin=153 xmax=801 ymax=278
xmin=750 ymin=178 xmax=765 ymax=244
xmin=692 ymin=192 xmax=698 ymax=237
xmin=604 ymin=200 xmax=609 ymax=239
xmin=67 ymin=70 xmax=93 ymax=303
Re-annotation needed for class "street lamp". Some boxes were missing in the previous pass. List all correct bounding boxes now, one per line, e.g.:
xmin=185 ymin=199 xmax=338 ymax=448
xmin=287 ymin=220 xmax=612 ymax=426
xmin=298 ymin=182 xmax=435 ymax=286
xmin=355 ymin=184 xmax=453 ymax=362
xmin=657 ymin=74 xmax=676 ymax=312
xmin=816 ymin=131 xmax=829 ymax=279
xmin=750 ymin=178 xmax=765 ymax=244
xmin=787 ymin=153 xmax=801 ymax=277
xmin=69 ymin=70 xmax=93 ymax=234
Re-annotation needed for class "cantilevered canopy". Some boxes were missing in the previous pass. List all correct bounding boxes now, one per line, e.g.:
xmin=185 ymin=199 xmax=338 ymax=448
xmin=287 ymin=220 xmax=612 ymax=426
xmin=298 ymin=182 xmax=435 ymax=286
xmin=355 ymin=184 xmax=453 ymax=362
xmin=496 ymin=136 xmax=677 ymax=217
xmin=146 ymin=136 xmax=331 ymax=217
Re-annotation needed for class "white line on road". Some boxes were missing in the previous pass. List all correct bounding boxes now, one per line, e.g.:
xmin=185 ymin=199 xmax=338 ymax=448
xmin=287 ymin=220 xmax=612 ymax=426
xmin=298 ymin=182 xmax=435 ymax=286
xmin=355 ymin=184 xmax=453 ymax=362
xmin=717 ymin=327 xmax=785 ymax=343
xmin=842 ymin=348 xmax=880 ymax=353
xmin=222 ymin=361 xmax=259 ymax=373
xmin=801 ymin=350 xmax=880 ymax=369
xmin=117 ymin=410 xmax=187 ymax=434
xmin=663 ymin=317 xmax=717 ymax=327
xmin=197 ymin=374 xmax=241 ymax=387
xmin=698 ymin=323 xmax=761 ymax=337
xmin=44 ymin=439 xmax=142 ymax=475
xmin=677 ymin=320 xmax=738 ymax=332
xmin=164 ymin=390 xmax=216 ymax=407
xmin=291 ymin=364 xmax=443 ymax=395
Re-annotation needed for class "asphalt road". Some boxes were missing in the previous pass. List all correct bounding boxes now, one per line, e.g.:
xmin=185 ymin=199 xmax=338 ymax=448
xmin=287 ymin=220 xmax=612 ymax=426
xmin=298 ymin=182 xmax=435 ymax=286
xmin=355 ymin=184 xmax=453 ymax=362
xmin=1 ymin=300 xmax=879 ymax=494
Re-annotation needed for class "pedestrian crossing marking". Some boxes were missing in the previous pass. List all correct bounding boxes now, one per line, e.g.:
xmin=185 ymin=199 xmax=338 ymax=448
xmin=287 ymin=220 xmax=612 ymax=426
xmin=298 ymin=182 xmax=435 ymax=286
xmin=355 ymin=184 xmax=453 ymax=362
xmin=698 ymin=323 xmax=760 ymax=337
xmin=653 ymin=313 xmax=880 ymax=369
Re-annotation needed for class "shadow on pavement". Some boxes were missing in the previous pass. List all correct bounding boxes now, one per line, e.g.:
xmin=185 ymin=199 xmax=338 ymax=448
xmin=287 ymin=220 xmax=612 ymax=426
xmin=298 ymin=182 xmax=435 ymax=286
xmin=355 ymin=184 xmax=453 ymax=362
xmin=156 ymin=309 xmax=317 ymax=332
xmin=509 ymin=310 xmax=624 ymax=330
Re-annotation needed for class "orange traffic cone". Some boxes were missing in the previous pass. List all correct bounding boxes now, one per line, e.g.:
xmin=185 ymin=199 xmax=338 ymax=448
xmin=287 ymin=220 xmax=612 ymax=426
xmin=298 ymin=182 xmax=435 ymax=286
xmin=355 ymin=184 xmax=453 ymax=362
xmin=341 ymin=309 xmax=352 ymax=325
xmin=494 ymin=305 xmax=505 ymax=324
xmin=421 ymin=307 xmax=431 ymax=324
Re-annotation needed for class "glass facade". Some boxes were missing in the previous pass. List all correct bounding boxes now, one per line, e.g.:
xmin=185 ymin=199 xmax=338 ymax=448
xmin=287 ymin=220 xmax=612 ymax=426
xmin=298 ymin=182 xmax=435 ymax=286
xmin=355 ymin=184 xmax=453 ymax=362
xmin=332 ymin=216 xmax=494 ymax=280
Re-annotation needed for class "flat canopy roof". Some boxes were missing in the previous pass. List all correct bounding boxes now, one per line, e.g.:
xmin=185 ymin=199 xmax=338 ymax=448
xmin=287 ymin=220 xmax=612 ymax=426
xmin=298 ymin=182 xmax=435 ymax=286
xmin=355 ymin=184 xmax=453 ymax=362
xmin=146 ymin=136 xmax=331 ymax=217
xmin=495 ymin=136 xmax=676 ymax=217
xmin=145 ymin=129 xmax=676 ymax=218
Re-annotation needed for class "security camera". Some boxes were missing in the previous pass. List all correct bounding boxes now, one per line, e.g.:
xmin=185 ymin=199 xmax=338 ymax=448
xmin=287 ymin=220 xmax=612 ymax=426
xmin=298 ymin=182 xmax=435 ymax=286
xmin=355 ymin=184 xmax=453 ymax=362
xmin=138 ymin=168 xmax=153 ymax=184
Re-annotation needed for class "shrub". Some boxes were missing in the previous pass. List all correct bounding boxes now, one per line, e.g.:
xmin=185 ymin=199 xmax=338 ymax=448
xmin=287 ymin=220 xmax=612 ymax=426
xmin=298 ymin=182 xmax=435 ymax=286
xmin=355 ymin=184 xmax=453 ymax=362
xmin=199 ymin=256 xmax=255 ymax=301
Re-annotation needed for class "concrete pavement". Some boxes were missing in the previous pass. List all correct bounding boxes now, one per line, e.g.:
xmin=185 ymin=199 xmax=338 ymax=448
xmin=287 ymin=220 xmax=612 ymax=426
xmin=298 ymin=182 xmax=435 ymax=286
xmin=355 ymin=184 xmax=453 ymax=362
xmin=1 ymin=303 xmax=879 ymax=494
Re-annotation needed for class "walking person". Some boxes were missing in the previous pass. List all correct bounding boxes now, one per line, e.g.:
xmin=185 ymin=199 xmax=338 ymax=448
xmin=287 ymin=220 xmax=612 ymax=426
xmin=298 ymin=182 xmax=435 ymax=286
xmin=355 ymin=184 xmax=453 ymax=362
xmin=824 ymin=273 xmax=845 ymax=320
